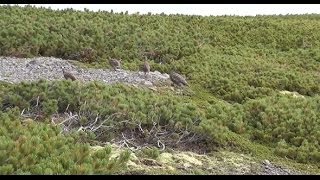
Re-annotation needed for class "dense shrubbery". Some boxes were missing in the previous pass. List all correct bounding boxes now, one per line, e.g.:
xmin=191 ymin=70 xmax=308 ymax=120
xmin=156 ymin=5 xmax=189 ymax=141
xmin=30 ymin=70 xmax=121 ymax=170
xmin=1 ymin=5 xmax=320 ymax=104
xmin=1 ymin=80 xmax=204 ymax=131
xmin=202 ymin=94 xmax=320 ymax=164
xmin=1 ymin=5 xmax=320 ymax=171
xmin=0 ymin=108 xmax=130 ymax=175
xmin=2 ymin=80 xmax=320 ymax=165
xmin=242 ymin=95 xmax=320 ymax=163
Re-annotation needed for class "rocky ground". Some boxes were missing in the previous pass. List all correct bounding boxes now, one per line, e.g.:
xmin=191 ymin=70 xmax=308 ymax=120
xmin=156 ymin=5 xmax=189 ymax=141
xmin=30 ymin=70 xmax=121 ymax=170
xmin=92 ymin=145 xmax=305 ymax=175
xmin=0 ymin=56 xmax=171 ymax=87
xmin=0 ymin=56 xmax=309 ymax=175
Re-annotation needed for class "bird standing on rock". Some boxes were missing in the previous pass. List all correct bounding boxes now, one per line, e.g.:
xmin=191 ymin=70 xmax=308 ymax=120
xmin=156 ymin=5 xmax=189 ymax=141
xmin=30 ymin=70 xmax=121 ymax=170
xmin=142 ymin=59 xmax=150 ymax=77
xmin=62 ymin=68 xmax=76 ymax=81
xmin=26 ymin=60 xmax=37 ymax=67
xmin=170 ymin=71 xmax=189 ymax=87
xmin=109 ymin=58 xmax=121 ymax=71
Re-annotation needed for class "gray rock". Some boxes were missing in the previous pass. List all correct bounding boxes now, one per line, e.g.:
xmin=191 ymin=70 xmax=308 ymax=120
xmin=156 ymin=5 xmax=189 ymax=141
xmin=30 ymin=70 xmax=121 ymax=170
xmin=260 ymin=160 xmax=301 ymax=175
xmin=144 ymin=81 xmax=153 ymax=86
xmin=162 ymin=73 xmax=170 ymax=79
xmin=0 ymin=56 xmax=171 ymax=88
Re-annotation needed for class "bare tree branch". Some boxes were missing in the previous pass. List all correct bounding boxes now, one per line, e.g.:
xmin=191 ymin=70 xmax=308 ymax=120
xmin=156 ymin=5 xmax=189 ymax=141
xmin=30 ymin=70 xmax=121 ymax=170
xmin=65 ymin=104 xmax=70 ymax=112
xmin=88 ymin=113 xmax=99 ymax=128
xmin=157 ymin=140 xmax=165 ymax=151
xmin=36 ymin=96 xmax=39 ymax=107
xmin=20 ymin=108 xmax=25 ymax=116
xmin=58 ymin=114 xmax=78 ymax=125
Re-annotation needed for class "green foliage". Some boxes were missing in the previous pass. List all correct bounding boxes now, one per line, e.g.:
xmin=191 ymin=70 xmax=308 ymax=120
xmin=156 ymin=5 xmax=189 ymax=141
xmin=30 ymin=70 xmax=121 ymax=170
xmin=140 ymin=147 xmax=160 ymax=159
xmin=0 ymin=110 xmax=130 ymax=175
xmin=1 ymin=6 xmax=320 ymax=104
xmin=1 ymin=5 xmax=320 ymax=170
xmin=2 ymin=78 xmax=320 ymax=166
xmin=241 ymin=95 xmax=320 ymax=163
xmin=2 ymin=80 xmax=203 ymax=124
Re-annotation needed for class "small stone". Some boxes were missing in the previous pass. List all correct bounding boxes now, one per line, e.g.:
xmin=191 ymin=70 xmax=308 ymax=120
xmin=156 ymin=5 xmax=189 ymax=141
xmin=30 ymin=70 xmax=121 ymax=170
xmin=263 ymin=160 xmax=271 ymax=165
xmin=166 ymin=166 xmax=175 ymax=171
xmin=162 ymin=74 xmax=170 ymax=79
xmin=148 ymin=87 xmax=157 ymax=91
xmin=144 ymin=81 xmax=153 ymax=86
xmin=183 ymin=162 xmax=192 ymax=168
xmin=153 ymin=71 xmax=162 ymax=75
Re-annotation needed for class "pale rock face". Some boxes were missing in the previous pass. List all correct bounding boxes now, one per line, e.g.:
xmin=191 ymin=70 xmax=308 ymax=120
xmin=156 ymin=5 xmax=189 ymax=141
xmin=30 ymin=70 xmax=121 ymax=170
xmin=148 ymin=87 xmax=157 ymax=91
xmin=153 ymin=71 xmax=162 ymax=76
xmin=162 ymin=73 xmax=170 ymax=79
xmin=144 ymin=81 xmax=153 ymax=86
xmin=0 ymin=56 xmax=171 ymax=88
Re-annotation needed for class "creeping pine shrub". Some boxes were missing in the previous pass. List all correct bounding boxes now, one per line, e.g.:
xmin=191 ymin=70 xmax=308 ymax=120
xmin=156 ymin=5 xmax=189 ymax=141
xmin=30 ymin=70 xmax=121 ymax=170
xmin=197 ymin=94 xmax=320 ymax=164
xmin=0 ymin=80 xmax=207 ymax=142
xmin=1 ymin=6 xmax=320 ymax=104
xmin=0 ymin=110 xmax=130 ymax=175
xmin=140 ymin=147 xmax=160 ymax=159
xmin=3 ymin=80 xmax=320 ymax=165
xmin=2 ymin=6 xmax=320 ymax=166
xmin=241 ymin=95 xmax=320 ymax=163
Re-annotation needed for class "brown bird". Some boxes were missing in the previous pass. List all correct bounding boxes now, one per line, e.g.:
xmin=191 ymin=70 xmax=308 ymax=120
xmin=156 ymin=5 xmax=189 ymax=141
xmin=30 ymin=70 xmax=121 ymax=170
xmin=142 ymin=59 xmax=150 ymax=76
xmin=109 ymin=58 xmax=121 ymax=71
xmin=26 ymin=60 xmax=37 ymax=67
xmin=170 ymin=71 xmax=189 ymax=87
xmin=62 ymin=68 xmax=76 ymax=81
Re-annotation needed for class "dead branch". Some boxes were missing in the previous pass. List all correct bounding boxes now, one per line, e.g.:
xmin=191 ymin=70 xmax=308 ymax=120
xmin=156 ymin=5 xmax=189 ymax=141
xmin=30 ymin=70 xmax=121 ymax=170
xmin=58 ymin=114 xmax=78 ymax=125
xmin=137 ymin=122 xmax=144 ymax=133
xmin=20 ymin=108 xmax=25 ymax=116
xmin=88 ymin=113 xmax=99 ymax=128
xmin=91 ymin=117 xmax=112 ymax=132
xmin=77 ymin=126 xmax=84 ymax=132
xmin=36 ymin=96 xmax=39 ymax=107
xmin=185 ymin=133 xmax=196 ymax=142
xmin=65 ymin=104 xmax=70 ymax=112
xmin=149 ymin=120 xmax=158 ymax=134
xmin=176 ymin=132 xmax=186 ymax=144
xmin=157 ymin=140 xmax=165 ymax=151
xmin=120 ymin=132 xmax=140 ymax=151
